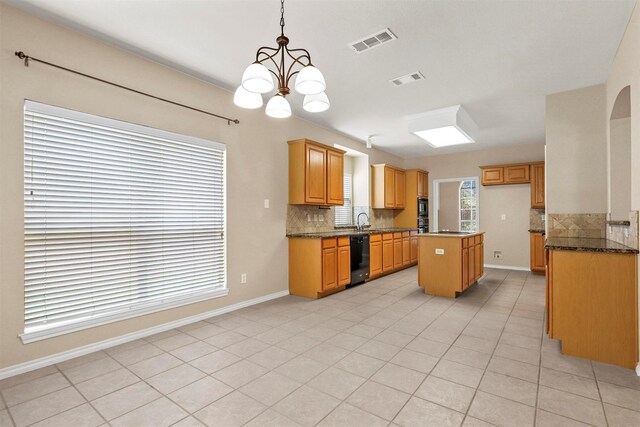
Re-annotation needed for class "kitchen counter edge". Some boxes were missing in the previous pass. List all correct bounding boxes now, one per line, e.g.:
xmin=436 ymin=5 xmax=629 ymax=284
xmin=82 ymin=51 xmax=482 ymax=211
xmin=286 ymin=228 xmax=418 ymax=239
xmin=545 ymin=237 xmax=639 ymax=254
xmin=417 ymin=231 xmax=485 ymax=238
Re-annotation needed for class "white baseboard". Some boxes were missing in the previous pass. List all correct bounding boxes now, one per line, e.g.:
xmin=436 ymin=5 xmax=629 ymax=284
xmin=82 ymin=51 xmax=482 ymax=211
xmin=484 ymin=264 xmax=531 ymax=272
xmin=0 ymin=290 xmax=289 ymax=380
xmin=636 ymin=363 xmax=640 ymax=377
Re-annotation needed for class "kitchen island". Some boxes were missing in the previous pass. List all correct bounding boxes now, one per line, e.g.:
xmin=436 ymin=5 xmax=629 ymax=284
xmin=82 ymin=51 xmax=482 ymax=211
xmin=418 ymin=231 xmax=484 ymax=298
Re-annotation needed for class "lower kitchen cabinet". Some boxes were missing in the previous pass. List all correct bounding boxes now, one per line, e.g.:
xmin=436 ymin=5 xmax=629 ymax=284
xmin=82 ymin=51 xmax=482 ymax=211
xmin=393 ymin=233 xmax=403 ymax=269
xmin=370 ymin=231 xmax=418 ymax=279
xmin=530 ymin=232 xmax=545 ymax=273
xmin=289 ymin=236 xmax=350 ymax=299
xmin=547 ymin=249 xmax=638 ymax=369
xmin=370 ymin=234 xmax=383 ymax=277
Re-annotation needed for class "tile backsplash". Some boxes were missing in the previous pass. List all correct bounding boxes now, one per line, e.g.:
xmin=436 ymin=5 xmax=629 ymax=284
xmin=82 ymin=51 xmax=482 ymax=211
xmin=286 ymin=205 xmax=394 ymax=234
xmin=547 ymin=213 xmax=606 ymax=238
xmin=529 ymin=209 xmax=545 ymax=231
xmin=606 ymin=211 xmax=639 ymax=249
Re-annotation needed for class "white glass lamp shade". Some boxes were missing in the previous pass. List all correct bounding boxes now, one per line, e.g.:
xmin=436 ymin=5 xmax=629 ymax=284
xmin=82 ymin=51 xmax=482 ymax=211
xmin=265 ymin=95 xmax=291 ymax=118
xmin=303 ymin=92 xmax=330 ymax=112
xmin=233 ymin=86 xmax=263 ymax=109
xmin=241 ymin=63 xmax=275 ymax=94
xmin=294 ymin=66 xmax=326 ymax=95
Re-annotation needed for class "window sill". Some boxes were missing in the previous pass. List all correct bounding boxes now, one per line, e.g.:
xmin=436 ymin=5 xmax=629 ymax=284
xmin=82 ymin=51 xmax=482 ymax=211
xmin=20 ymin=288 xmax=229 ymax=344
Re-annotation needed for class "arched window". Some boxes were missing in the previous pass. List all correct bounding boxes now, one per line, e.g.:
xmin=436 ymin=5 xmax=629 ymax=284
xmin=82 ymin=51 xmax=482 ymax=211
xmin=459 ymin=179 xmax=478 ymax=232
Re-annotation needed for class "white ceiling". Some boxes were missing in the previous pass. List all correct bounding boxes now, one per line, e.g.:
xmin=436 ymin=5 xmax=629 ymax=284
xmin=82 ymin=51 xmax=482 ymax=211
xmin=11 ymin=0 xmax=636 ymax=158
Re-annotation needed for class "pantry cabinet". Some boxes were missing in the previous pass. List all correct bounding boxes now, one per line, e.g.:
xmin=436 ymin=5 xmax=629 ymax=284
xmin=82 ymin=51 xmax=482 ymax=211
xmin=372 ymin=164 xmax=406 ymax=209
xmin=395 ymin=169 xmax=429 ymax=228
xmin=288 ymin=138 xmax=345 ymax=206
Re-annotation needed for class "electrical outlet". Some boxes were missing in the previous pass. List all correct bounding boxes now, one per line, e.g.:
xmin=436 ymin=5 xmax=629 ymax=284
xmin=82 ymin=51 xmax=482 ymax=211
xmin=307 ymin=214 xmax=311 ymax=222
xmin=313 ymin=214 xmax=318 ymax=221
xmin=501 ymin=214 xmax=506 ymax=221
xmin=319 ymin=214 xmax=324 ymax=222
xmin=264 ymin=199 xmax=270 ymax=209
xmin=494 ymin=251 xmax=503 ymax=259
xmin=241 ymin=274 xmax=247 ymax=284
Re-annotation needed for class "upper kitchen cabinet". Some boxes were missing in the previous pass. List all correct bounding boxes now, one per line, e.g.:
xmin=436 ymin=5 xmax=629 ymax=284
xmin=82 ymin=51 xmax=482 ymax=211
xmin=288 ymin=138 xmax=345 ymax=206
xmin=372 ymin=164 xmax=406 ymax=209
xmin=417 ymin=170 xmax=429 ymax=198
xmin=395 ymin=169 xmax=429 ymax=228
xmin=481 ymin=163 xmax=530 ymax=185
xmin=530 ymin=162 xmax=545 ymax=208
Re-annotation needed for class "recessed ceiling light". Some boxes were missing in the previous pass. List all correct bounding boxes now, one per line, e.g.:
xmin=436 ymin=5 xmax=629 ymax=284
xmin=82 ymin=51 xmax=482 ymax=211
xmin=407 ymin=105 xmax=477 ymax=148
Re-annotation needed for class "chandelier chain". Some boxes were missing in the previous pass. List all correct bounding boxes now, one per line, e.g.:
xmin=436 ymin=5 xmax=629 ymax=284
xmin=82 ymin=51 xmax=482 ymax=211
xmin=280 ymin=0 xmax=285 ymax=35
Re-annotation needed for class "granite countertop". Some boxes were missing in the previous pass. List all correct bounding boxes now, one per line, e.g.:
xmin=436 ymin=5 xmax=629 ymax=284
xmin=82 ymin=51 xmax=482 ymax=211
xmin=417 ymin=231 xmax=484 ymax=238
xmin=528 ymin=229 xmax=545 ymax=234
xmin=545 ymin=237 xmax=639 ymax=254
xmin=286 ymin=227 xmax=418 ymax=239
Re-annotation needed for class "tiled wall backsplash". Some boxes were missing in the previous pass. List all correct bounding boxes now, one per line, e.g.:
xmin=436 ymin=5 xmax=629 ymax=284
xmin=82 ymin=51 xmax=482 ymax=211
xmin=286 ymin=205 xmax=394 ymax=234
xmin=547 ymin=213 xmax=606 ymax=238
xmin=529 ymin=209 xmax=545 ymax=231
xmin=606 ymin=211 xmax=639 ymax=249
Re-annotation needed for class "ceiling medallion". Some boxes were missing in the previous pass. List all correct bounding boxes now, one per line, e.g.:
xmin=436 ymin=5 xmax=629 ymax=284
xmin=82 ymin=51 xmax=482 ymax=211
xmin=234 ymin=0 xmax=329 ymax=118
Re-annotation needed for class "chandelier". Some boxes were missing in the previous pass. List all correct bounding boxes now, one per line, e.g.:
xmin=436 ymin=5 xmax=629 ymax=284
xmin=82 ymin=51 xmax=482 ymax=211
xmin=233 ymin=0 xmax=329 ymax=118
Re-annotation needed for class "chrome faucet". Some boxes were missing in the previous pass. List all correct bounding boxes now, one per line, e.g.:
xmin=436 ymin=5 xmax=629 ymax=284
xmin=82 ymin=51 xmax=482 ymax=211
xmin=356 ymin=212 xmax=369 ymax=231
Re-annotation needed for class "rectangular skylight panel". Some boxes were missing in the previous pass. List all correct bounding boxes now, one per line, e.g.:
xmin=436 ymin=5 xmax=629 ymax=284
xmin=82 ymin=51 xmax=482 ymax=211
xmin=413 ymin=126 xmax=475 ymax=148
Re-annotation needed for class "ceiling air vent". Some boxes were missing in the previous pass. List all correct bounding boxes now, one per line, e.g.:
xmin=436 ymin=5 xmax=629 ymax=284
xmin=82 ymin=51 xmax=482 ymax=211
xmin=349 ymin=28 xmax=397 ymax=53
xmin=390 ymin=71 xmax=425 ymax=86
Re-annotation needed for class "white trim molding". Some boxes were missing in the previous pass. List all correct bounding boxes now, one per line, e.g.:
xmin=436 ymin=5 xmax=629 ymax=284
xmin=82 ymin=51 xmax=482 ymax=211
xmin=0 ymin=290 xmax=289 ymax=380
xmin=484 ymin=264 xmax=531 ymax=272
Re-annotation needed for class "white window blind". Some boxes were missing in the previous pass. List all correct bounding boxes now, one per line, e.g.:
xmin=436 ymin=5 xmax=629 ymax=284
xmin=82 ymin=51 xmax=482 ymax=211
xmin=23 ymin=100 xmax=227 ymax=342
xmin=335 ymin=174 xmax=353 ymax=226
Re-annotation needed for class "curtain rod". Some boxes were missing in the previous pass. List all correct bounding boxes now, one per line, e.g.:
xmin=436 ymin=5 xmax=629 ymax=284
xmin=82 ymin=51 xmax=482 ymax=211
xmin=14 ymin=51 xmax=240 ymax=125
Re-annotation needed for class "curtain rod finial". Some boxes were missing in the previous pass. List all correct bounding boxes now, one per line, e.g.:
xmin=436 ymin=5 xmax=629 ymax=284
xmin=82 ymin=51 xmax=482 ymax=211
xmin=15 ymin=51 xmax=29 ymax=66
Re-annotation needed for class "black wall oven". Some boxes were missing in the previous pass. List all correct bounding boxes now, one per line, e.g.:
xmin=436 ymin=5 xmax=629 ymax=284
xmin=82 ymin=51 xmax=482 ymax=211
xmin=418 ymin=198 xmax=429 ymax=233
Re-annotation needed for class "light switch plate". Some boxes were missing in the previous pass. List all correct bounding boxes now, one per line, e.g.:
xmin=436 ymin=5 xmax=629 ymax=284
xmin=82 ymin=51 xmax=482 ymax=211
xmin=264 ymin=199 xmax=269 ymax=209
xmin=501 ymin=214 xmax=506 ymax=221
xmin=435 ymin=248 xmax=445 ymax=255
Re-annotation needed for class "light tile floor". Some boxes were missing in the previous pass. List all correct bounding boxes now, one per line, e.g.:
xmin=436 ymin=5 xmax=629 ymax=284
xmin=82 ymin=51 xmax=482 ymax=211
xmin=2 ymin=267 xmax=640 ymax=426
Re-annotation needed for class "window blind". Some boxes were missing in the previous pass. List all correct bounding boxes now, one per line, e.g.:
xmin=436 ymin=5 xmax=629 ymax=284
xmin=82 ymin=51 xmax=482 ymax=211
xmin=23 ymin=101 xmax=227 ymax=341
xmin=335 ymin=174 xmax=353 ymax=226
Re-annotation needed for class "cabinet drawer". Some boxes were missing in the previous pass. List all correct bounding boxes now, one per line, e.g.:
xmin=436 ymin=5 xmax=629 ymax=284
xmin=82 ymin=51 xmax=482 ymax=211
xmin=322 ymin=238 xmax=337 ymax=249
xmin=402 ymin=231 xmax=410 ymax=238
xmin=393 ymin=232 xmax=402 ymax=239
xmin=383 ymin=233 xmax=393 ymax=241
xmin=410 ymin=231 xmax=418 ymax=237
xmin=338 ymin=236 xmax=350 ymax=247
xmin=370 ymin=233 xmax=382 ymax=242
xmin=462 ymin=238 xmax=470 ymax=248
xmin=474 ymin=235 xmax=481 ymax=245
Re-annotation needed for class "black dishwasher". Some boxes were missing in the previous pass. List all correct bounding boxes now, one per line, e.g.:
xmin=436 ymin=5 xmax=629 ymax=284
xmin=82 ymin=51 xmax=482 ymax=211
xmin=350 ymin=235 xmax=370 ymax=285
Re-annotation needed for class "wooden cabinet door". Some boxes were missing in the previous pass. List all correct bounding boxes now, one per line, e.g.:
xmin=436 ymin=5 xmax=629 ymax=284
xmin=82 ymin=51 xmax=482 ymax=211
xmin=481 ymin=167 xmax=504 ymax=185
xmin=393 ymin=235 xmax=403 ymax=269
xmin=384 ymin=167 xmax=395 ymax=208
xmin=305 ymin=144 xmax=327 ymax=204
xmin=462 ymin=247 xmax=469 ymax=290
xmin=395 ymin=169 xmax=406 ymax=208
xmin=474 ymin=243 xmax=482 ymax=280
xmin=338 ymin=245 xmax=351 ymax=286
xmin=402 ymin=237 xmax=411 ymax=266
xmin=469 ymin=244 xmax=476 ymax=285
xmin=530 ymin=233 xmax=546 ymax=272
xmin=326 ymin=150 xmax=344 ymax=205
xmin=322 ymin=247 xmax=337 ymax=290
xmin=410 ymin=236 xmax=418 ymax=263
xmin=382 ymin=237 xmax=393 ymax=272
xmin=421 ymin=172 xmax=429 ymax=198
xmin=417 ymin=172 xmax=425 ymax=197
xmin=504 ymin=165 xmax=530 ymax=184
xmin=370 ymin=239 xmax=382 ymax=277
xmin=531 ymin=163 xmax=545 ymax=209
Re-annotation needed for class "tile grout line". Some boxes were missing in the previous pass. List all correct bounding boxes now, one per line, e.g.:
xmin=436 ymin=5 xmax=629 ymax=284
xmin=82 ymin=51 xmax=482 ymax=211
xmin=591 ymin=359 xmax=610 ymax=427
xmin=460 ymin=272 xmax=530 ymax=426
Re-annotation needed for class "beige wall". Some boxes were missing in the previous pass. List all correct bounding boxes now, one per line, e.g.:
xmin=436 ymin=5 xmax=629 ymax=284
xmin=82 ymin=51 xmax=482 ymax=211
xmin=0 ymin=5 xmax=404 ymax=369
xmin=438 ymin=182 xmax=461 ymax=231
xmin=609 ymin=117 xmax=632 ymax=219
xmin=605 ymin=4 xmax=640 ymax=367
xmin=545 ymin=85 xmax=608 ymax=214
xmin=404 ymin=143 xmax=545 ymax=269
